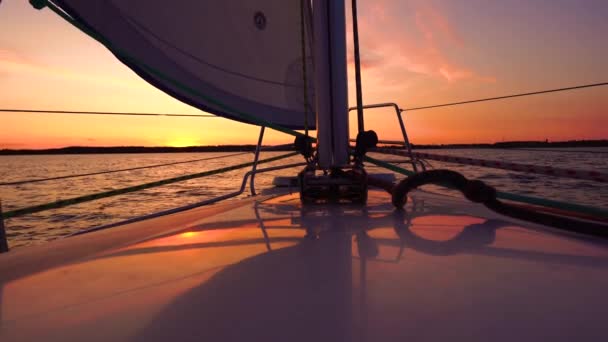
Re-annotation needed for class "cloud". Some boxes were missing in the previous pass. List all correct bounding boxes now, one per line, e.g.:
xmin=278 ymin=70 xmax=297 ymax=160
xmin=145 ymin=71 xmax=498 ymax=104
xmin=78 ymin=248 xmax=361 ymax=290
xmin=346 ymin=48 xmax=386 ymax=70
xmin=414 ymin=4 xmax=463 ymax=47
xmin=0 ymin=48 xmax=145 ymax=89
xmin=347 ymin=1 xmax=495 ymax=84
xmin=0 ymin=48 xmax=31 ymax=75
xmin=0 ymin=48 xmax=63 ymax=77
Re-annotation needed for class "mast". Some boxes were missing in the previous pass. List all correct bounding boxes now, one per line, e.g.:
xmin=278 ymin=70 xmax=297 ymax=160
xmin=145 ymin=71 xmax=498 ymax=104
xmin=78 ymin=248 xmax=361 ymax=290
xmin=312 ymin=0 xmax=349 ymax=169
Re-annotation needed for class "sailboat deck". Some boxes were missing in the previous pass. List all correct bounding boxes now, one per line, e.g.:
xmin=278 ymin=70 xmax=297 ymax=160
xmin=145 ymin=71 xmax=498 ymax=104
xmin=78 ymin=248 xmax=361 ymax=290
xmin=1 ymin=189 xmax=608 ymax=341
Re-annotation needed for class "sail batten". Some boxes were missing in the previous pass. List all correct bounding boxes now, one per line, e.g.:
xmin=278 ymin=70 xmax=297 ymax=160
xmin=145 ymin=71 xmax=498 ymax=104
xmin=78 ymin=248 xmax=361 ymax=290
xmin=52 ymin=0 xmax=315 ymax=129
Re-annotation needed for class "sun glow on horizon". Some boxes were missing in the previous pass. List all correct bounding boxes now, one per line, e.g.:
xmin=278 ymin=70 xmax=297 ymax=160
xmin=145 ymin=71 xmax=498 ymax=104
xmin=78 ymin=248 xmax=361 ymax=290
xmin=166 ymin=136 xmax=203 ymax=148
xmin=0 ymin=0 xmax=607 ymax=148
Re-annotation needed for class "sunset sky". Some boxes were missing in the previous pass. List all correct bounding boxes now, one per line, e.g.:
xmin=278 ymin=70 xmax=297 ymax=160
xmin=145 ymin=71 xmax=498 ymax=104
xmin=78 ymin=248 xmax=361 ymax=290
xmin=1 ymin=0 xmax=607 ymax=149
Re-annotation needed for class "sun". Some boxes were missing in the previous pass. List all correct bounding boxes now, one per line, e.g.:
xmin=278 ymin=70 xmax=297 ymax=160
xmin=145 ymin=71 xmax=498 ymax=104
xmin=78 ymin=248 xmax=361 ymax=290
xmin=166 ymin=136 xmax=201 ymax=147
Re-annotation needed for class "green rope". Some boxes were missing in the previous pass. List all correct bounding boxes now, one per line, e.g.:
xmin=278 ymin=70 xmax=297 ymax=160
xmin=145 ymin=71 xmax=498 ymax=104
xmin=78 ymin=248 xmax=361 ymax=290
xmin=34 ymin=1 xmax=304 ymax=139
xmin=2 ymin=152 xmax=298 ymax=220
xmin=493 ymin=191 xmax=608 ymax=219
xmin=364 ymin=156 xmax=416 ymax=177
xmin=0 ymin=152 xmax=251 ymax=186
xmin=364 ymin=155 xmax=608 ymax=219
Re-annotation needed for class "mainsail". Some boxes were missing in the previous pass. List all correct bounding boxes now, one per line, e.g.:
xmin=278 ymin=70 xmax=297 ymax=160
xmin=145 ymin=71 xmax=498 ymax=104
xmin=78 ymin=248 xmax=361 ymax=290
xmin=52 ymin=0 xmax=315 ymax=129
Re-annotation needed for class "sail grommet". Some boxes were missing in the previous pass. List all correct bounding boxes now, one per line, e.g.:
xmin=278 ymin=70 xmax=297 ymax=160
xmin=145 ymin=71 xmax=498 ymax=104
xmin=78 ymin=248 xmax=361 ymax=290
xmin=29 ymin=0 xmax=47 ymax=10
xmin=253 ymin=11 xmax=267 ymax=30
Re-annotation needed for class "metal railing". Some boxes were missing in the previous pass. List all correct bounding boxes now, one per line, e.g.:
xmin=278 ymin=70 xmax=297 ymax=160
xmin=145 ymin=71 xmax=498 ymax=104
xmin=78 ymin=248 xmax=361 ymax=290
xmin=348 ymin=102 xmax=418 ymax=172
xmin=0 ymin=203 xmax=8 ymax=253
xmin=0 ymin=126 xmax=304 ymax=251
xmin=70 ymin=161 xmax=306 ymax=237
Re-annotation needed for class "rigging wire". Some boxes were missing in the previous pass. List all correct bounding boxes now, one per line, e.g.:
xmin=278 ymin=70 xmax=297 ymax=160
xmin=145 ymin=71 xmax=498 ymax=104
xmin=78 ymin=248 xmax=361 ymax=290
xmin=401 ymin=82 xmax=608 ymax=112
xmin=2 ymin=82 xmax=605 ymax=120
xmin=40 ymin=0 xmax=304 ymax=139
xmin=1 ymin=152 xmax=299 ymax=220
xmin=0 ymin=109 xmax=216 ymax=118
xmin=0 ymin=152 xmax=251 ymax=186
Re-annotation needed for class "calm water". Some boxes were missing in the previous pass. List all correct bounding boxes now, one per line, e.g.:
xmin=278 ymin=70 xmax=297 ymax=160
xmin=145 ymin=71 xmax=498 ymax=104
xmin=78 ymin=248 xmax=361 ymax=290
xmin=1 ymin=148 xmax=607 ymax=248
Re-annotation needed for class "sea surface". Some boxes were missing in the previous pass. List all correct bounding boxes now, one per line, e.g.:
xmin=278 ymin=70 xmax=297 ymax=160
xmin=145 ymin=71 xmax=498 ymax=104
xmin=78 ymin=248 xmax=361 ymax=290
xmin=1 ymin=148 xmax=607 ymax=249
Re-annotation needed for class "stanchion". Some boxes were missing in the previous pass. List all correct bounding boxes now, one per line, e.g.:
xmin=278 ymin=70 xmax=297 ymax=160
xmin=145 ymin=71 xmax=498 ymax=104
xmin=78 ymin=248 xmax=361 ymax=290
xmin=0 ymin=201 xmax=9 ymax=253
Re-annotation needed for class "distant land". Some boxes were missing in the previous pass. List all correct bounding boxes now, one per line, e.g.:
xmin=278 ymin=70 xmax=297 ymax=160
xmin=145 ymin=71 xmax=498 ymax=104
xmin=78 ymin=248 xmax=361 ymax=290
xmin=0 ymin=140 xmax=606 ymax=155
xmin=0 ymin=145 xmax=286 ymax=155
xmin=409 ymin=139 xmax=608 ymax=150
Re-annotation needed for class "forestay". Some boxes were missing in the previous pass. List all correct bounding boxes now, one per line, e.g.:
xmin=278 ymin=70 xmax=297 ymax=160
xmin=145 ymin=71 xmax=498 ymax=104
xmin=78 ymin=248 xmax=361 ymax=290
xmin=53 ymin=0 xmax=315 ymax=129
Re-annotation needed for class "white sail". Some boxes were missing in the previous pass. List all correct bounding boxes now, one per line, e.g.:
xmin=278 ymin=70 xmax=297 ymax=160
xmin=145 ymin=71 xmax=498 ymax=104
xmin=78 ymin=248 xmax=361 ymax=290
xmin=53 ymin=0 xmax=315 ymax=129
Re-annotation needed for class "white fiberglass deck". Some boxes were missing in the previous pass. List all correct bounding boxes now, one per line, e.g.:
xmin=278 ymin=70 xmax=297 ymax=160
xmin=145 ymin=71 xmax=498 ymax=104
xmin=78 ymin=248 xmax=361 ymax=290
xmin=1 ymin=189 xmax=607 ymax=341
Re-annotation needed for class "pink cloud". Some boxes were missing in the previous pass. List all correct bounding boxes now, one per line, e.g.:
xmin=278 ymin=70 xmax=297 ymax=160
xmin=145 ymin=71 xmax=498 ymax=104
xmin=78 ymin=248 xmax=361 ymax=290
xmin=414 ymin=4 xmax=464 ymax=47
xmin=0 ymin=48 xmax=61 ymax=76
xmin=0 ymin=48 xmax=145 ymax=89
xmin=0 ymin=48 xmax=32 ymax=74
xmin=347 ymin=1 xmax=495 ymax=84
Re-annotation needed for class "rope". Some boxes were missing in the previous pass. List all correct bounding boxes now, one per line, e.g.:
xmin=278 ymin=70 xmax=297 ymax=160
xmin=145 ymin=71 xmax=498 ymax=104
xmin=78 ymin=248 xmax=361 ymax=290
xmin=0 ymin=152 xmax=251 ymax=186
xmin=370 ymin=140 xmax=608 ymax=155
xmin=37 ymin=1 xmax=305 ymax=139
xmin=2 ymin=152 xmax=298 ymax=219
xmin=26 ymin=1 xmax=606 ymax=228
xmin=364 ymin=155 xmax=416 ymax=176
xmin=69 ymin=161 xmax=307 ymax=236
xmin=390 ymin=169 xmax=608 ymax=237
xmin=401 ymin=82 xmax=608 ymax=112
xmin=363 ymin=155 xmax=608 ymax=219
xmin=0 ymin=109 xmax=215 ymax=118
xmin=7 ymin=80 xmax=605 ymax=121
xmin=374 ymin=148 xmax=608 ymax=183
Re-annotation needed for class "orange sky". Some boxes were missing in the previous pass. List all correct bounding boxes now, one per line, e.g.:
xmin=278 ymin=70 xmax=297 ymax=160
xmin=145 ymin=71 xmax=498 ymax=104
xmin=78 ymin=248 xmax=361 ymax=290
xmin=1 ymin=0 xmax=607 ymax=149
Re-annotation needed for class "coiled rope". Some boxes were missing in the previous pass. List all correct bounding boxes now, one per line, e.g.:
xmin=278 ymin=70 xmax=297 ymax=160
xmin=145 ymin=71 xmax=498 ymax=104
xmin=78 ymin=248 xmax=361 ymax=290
xmin=363 ymin=155 xmax=608 ymax=220
xmin=390 ymin=169 xmax=608 ymax=237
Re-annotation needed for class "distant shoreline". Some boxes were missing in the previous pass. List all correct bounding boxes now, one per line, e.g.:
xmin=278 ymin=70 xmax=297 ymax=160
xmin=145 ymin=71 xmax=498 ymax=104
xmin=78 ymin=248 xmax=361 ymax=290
xmin=409 ymin=139 xmax=608 ymax=150
xmin=1 ymin=140 xmax=606 ymax=155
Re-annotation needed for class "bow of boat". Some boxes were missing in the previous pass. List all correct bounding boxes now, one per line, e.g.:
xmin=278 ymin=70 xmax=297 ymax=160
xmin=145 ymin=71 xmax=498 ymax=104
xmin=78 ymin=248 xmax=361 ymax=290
xmin=1 ymin=188 xmax=607 ymax=341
